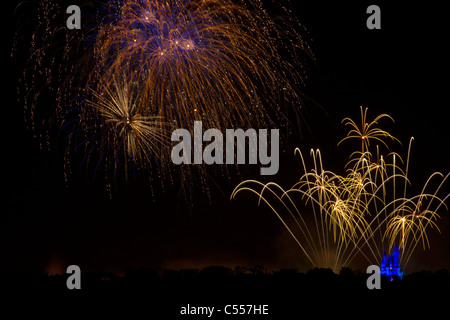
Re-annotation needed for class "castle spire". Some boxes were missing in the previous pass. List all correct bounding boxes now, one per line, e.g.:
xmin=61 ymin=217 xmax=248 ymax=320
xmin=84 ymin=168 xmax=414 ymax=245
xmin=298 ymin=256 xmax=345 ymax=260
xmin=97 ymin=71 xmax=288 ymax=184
xmin=379 ymin=244 xmax=403 ymax=280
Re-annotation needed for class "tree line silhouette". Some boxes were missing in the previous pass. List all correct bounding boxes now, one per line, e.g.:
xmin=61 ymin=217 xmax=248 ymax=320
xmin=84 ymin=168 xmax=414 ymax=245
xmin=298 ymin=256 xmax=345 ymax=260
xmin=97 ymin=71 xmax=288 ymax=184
xmin=4 ymin=266 xmax=449 ymax=318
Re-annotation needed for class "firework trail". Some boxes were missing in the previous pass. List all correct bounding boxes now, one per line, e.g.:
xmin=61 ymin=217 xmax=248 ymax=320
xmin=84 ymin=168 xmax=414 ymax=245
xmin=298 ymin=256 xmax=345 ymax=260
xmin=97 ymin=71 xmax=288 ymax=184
xmin=232 ymin=107 xmax=449 ymax=272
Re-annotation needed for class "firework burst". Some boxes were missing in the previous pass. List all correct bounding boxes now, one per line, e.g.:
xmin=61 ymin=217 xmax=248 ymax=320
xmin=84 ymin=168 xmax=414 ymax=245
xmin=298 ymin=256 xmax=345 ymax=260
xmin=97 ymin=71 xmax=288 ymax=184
xmin=15 ymin=0 xmax=312 ymax=194
xmin=64 ymin=76 xmax=172 ymax=183
xmin=90 ymin=0 xmax=311 ymax=130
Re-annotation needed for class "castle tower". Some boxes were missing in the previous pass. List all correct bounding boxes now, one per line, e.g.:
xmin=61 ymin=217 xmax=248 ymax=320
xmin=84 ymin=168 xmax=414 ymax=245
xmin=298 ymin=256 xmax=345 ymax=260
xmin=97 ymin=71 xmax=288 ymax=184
xmin=379 ymin=244 xmax=403 ymax=280
xmin=392 ymin=245 xmax=400 ymax=269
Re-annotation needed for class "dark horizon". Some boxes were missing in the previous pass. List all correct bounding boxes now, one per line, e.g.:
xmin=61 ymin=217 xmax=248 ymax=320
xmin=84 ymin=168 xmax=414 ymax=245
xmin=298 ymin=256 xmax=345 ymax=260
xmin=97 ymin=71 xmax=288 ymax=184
xmin=5 ymin=265 xmax=450 ymax=317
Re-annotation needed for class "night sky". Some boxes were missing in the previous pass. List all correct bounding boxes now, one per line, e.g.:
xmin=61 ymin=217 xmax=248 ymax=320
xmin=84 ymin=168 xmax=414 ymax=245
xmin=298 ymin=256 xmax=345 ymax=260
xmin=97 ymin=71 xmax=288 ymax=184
xmin=4 ymin=0 xmax=450 ymax=276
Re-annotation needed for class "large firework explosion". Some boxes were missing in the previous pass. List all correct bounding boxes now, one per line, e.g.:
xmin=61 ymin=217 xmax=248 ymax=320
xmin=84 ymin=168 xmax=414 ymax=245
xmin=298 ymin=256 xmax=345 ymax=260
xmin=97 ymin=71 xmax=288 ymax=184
xmin=90 ymin=0 xmax=311 ymax=129
xmin=232 ymin=107 xmax=449 ymax=272
xmin=14 ymin=0 xmax=313 ymax=195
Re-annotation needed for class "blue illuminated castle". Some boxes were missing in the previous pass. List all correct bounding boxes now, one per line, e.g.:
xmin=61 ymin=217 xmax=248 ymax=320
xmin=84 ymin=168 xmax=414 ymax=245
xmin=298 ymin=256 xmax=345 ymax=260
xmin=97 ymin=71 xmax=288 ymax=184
xmin=380 ymin=245 xmax=403 ymax=280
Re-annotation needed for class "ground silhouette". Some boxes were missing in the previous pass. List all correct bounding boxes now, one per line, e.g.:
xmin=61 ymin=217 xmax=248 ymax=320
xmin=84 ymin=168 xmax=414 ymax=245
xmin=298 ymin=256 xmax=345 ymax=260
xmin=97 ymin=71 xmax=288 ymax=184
xmin=4 ymin=266 xmax=449 ymax=318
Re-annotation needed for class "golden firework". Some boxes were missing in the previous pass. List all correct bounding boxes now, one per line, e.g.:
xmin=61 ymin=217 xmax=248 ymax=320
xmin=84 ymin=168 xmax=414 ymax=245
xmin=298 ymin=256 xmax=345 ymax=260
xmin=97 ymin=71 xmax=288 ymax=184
xmin=232 ymin=107 xmax=449 ymax=272
xmin=66 ymin=76 xmax=171 ymax=181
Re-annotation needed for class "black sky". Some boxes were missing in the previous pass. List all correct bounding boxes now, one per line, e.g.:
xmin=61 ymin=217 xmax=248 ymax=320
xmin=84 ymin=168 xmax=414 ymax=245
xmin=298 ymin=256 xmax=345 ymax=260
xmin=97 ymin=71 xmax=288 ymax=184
xmin=3 ymin=0 xmax=450 ymax=275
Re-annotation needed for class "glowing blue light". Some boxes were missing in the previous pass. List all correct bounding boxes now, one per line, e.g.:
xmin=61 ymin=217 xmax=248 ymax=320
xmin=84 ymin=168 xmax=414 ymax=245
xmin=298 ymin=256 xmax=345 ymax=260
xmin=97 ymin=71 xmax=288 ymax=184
xmin=380 ymin=244 xmax=403 ymax=280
